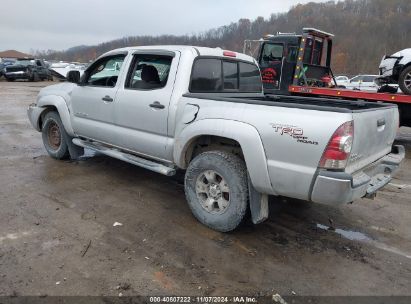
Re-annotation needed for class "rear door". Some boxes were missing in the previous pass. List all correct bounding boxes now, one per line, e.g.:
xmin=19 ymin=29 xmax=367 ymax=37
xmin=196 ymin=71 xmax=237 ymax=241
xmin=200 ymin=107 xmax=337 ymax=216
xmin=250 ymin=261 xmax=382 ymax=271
xmin=113 ymin=51 xmax=179 ymax=160
xmin=345 ymin=107 xmax=398 ymax=173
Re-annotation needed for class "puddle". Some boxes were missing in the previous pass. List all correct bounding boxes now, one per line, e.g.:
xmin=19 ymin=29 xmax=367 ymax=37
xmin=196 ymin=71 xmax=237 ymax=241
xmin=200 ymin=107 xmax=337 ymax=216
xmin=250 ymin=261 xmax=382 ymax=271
xmin=388 ymin=182 xmax=411 ymax=190
xmin=316 ymin=223 xmax=372 ymax=241
xmin=0 ymin=231 xmax=32 ymax=244
xmin=316 ymin=223 xmax=411 ymax=259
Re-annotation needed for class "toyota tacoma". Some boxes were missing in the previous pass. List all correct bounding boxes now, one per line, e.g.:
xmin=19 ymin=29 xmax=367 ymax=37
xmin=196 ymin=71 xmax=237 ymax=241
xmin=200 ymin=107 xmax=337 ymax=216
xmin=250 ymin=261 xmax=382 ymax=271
xmin=27 ymin=46 xmax=404 ymax=232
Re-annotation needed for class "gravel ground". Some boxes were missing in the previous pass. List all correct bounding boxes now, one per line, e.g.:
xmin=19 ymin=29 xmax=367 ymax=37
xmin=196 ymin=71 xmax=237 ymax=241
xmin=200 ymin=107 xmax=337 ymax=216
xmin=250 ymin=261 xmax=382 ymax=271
xmin=0 ymin=81 xmax=410 ymax=296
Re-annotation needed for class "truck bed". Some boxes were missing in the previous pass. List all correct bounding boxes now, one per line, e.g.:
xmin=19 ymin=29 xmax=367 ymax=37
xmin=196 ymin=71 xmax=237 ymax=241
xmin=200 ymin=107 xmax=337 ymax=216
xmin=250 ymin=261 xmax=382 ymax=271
xmin=184 ymin=93 xmax=398 ymax=113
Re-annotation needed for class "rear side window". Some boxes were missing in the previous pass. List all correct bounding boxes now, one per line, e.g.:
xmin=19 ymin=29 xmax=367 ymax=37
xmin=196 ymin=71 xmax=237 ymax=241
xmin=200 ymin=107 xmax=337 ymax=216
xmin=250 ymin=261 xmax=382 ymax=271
xmin=190 ymin=59 xmax=222 ymax=92
xmin=125 ymin=54 xmax=173 ymax=90
xmin=223 ymin=61 xmax=238 ymax=90
xmin=190 ymin=58 xmax=261 ymax=93
xmin=239 ymin=62 xmax=261 ymax=92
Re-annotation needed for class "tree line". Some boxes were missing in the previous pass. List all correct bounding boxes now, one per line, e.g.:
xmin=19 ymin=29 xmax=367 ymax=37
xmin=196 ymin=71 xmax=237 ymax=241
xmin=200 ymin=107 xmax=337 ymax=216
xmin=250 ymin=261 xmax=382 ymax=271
xmin=35 ymin=0 xmax=411 ymax=75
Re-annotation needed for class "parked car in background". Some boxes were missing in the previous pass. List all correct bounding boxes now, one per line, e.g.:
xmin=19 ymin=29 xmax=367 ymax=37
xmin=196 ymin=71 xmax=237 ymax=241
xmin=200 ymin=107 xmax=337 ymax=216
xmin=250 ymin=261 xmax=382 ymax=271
xmin=4 ymin=58 xmax=52 ymax=82
xmin=375 ymin=48 xmax=411 ymax=95
xmin=49 ymin=61 xmax=87 ymax=80
xmin=0 ymin=58 xmax=16 ymax=78
xmin=345 ymin=75 xmax=378 ymax=91
xmin=333 ymin=75 xmax=349 ymax=87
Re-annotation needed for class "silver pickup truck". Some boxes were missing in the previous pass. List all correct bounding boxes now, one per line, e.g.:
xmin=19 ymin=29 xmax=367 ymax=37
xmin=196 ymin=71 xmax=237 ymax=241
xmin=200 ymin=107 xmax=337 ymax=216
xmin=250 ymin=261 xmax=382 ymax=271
xmin=28 ymin=46 xmax=405 ymax=232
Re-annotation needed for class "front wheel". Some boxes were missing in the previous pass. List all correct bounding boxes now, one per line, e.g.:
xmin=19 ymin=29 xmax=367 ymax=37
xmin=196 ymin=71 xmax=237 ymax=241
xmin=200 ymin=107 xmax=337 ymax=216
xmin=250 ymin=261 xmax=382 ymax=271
xmin=399 ymin=66 xmax=411 ymax=95
xmin=184 ymin=151 xmax=248 ymax=232
xmin=41 ymin=111 xmax=70 ymax=159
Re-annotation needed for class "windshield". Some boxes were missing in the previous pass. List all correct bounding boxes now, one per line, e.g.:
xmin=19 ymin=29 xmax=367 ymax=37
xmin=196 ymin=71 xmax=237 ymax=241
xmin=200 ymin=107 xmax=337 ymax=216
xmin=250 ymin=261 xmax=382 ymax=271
xmin=16 ymin=60 xmax=34 ymax=66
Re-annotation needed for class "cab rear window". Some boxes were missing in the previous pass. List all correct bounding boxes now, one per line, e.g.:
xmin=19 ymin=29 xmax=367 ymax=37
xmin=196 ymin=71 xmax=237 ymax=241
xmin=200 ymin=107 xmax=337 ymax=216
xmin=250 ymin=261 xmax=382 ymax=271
xmin=190 ymin=58 xmax=262 ymax=93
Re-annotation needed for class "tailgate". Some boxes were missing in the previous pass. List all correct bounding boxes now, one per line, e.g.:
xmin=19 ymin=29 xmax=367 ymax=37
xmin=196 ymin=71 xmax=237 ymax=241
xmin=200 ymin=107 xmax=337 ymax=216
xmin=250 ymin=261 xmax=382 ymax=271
xmin=345 ymin=106 xmax=398 ymax=174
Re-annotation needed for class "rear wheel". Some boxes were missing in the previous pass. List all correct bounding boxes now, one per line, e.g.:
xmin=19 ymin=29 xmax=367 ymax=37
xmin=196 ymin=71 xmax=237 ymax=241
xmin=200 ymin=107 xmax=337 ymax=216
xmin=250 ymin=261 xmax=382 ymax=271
xmin=41 ymin=112 xmax=70 ymax=159
xmin=399 ymin=66 xmax=411 ymax=95
xmin=33 ymin=72 xmax=40 ymax=82
xmin=184 ymin=151 xmax=248 ymax=232
xmin=30 ymin=71 xmax=39 ymax=82
xmin=6 ymin=77 xmax=14 ymax=82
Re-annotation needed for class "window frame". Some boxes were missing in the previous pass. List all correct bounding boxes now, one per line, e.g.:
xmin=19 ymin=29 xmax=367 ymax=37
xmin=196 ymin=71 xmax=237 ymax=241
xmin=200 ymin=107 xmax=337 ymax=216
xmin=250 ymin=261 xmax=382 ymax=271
xmin=189 ymin=56 xmax=262 ymax=94
xmin=124 ymin=53 xmax=174 ymax=91
xmin=222 ymin=60 xmax=240 ymax=91
xmin=80 ymin=53 xmax=127 ymax=88
xmin=303 ymin=36 xmax=325 ymax=66
xmin=311 ymin=38 xmax=324 ymax=66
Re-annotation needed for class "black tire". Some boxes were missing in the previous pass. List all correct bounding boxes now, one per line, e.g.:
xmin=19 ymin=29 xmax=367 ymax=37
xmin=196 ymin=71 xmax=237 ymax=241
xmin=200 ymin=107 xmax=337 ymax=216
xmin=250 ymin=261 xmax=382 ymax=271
xmin=399 ymin=65 xmax=411 ymax=95
xmin=378 ymin=85 xmax=398 ymax=94
xmin=6 ymin=77 xmax=14 ymax=82
xmin=33 ymin=72 xmax=40 ymax=82
xmin=41 ymin=112 xmax=70 ymax=160
xmin=184 ymin=151 xmax=248 ymax=232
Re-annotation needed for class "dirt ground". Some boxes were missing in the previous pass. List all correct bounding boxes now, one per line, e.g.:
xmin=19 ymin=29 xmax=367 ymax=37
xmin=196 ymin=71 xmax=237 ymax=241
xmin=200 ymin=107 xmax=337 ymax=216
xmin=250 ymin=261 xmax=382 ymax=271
xmin=0 ymin=80 xmax=411 ymax=297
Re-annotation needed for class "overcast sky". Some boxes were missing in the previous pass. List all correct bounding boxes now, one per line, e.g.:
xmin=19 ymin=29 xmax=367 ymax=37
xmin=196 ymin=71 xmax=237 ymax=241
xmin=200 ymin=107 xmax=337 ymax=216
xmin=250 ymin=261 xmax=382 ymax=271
xmin=1 ymin=0 xmax=327 ymax=52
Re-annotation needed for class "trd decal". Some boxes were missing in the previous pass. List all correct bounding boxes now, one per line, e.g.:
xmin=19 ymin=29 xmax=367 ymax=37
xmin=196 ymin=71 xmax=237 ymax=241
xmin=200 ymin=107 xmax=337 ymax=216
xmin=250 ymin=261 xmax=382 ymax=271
xmin=270 ymin=123 xmax=318 ymax=145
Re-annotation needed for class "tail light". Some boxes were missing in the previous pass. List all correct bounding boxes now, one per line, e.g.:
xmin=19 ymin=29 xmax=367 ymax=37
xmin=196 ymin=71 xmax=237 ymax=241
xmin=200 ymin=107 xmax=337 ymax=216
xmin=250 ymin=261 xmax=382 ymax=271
xmin=319 ymin=121 xmax=354 ymax=170
xmin=223 ymin=51 xmax=236 ymax=58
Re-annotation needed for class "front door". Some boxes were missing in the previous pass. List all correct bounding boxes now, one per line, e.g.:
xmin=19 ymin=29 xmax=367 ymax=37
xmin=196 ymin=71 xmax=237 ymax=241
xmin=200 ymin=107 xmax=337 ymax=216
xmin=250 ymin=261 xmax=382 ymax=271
xmin=114 ymin=51 xmax=180 ymax=161
xmin=70 ymin=54 xmax=126 ymax=144
xmin=259 ymin=42 xmax=284 ymax=92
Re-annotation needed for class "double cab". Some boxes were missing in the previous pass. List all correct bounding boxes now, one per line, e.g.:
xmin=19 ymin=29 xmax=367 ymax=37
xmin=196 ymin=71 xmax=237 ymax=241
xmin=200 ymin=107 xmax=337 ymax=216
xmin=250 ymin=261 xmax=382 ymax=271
xmin=27 ymin=46 xmax=404 ymax=232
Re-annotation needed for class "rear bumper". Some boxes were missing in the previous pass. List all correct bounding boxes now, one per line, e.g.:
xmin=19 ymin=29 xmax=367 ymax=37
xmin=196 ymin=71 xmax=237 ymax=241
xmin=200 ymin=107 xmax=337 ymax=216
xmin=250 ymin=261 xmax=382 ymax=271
xmin=310 ymin=145 xmax=405 ymax=205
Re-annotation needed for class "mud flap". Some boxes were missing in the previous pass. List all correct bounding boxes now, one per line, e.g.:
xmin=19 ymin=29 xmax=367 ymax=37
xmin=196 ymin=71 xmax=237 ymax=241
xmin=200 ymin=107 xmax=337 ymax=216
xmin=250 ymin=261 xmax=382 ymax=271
xmin=61 ymin=127 xmax=84 ymax=159
xmin=248 ymin=176 xmax=269 ymax=224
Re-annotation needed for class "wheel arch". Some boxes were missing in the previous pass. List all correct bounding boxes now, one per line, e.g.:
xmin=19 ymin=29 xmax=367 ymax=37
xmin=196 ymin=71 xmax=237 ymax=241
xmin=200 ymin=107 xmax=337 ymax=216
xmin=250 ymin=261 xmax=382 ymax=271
xmin=36 ymin=95 xmax=74 ymax=136
xmin=175 ymin=119 xmax=274 ymax=194
xmin=397 ymin=61 xmax=411 ymax=76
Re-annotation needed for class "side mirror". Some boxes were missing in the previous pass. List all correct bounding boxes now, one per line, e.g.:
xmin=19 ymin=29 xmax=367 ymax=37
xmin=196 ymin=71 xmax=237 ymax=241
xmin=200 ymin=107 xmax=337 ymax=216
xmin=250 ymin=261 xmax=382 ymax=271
xmin=66 ymin=70 xmax=81 ymax=83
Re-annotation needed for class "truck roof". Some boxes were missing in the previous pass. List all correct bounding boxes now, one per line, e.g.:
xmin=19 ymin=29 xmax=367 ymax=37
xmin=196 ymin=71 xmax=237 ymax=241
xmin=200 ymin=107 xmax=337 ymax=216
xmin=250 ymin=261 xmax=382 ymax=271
xmin=101 ymin=45 xmax=257 ymax=64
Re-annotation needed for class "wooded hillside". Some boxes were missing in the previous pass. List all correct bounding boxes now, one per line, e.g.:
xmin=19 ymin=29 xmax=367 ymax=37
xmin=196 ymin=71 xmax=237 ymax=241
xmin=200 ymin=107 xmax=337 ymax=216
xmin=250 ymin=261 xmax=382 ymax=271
xmin=38 ymin=0 xmax=411 ymax=74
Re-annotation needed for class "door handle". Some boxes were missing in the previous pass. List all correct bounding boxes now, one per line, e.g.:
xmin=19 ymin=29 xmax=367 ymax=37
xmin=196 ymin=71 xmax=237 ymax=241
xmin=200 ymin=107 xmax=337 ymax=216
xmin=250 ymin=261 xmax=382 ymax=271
xmin=102 ymin=95 xmax=113 ymax=102
xmin=149 ymin=101 xmax=165 ymax=109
